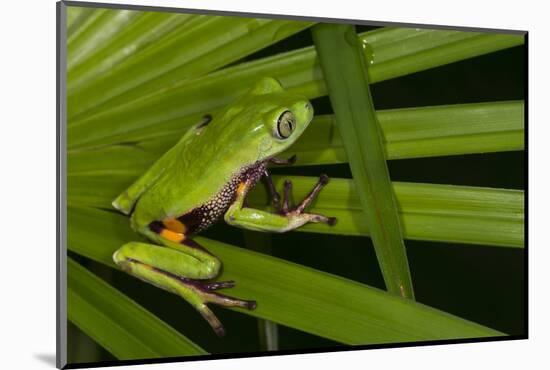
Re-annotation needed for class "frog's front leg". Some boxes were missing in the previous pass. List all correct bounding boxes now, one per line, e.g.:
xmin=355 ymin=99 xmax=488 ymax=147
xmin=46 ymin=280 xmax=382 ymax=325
xmin=112 ymin=233 xmax=256 ymax=337
xmin=225 ymin=173 xmax=336 ymax=232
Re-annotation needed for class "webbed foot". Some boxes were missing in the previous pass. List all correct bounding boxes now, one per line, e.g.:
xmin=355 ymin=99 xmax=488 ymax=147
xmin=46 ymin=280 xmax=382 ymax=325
xmin=182 ymin=278 xmax=257 ymax=337
xmin=277 ymin=173 xmax=337 ymax=226
xmin=264 ymin=157 xmax=337 ymax=227
xmin=113 ymin=240 xmax=256 ymax=337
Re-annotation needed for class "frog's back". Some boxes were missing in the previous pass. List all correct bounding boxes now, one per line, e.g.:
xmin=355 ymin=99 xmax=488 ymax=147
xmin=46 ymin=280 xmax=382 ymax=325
xmin=124 ymin=76 xmax=312 ymax=234
xmin=130 ymin=116 xmax=260 ymax=234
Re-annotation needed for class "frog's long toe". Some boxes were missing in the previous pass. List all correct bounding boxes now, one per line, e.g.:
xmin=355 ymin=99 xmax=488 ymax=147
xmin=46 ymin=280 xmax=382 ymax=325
xmin=294 ymin=173 xmax=329 ymax=213
xmin=193 ymin=280 xmax=256 ymax=309
xmin=197 ymin=304 xmax=226 ymax=337
xmin=281 ymin=179 xmax=292 ymax=213
xmin=278 ymin=174 xmax=337 ymax=226
xmin=308 ymin=213 xmax=337 ymax=226
xmin=203 ymin=289 xmax=257 ymax=310
xmin=192 ymin=281 xmax=257 ymax=337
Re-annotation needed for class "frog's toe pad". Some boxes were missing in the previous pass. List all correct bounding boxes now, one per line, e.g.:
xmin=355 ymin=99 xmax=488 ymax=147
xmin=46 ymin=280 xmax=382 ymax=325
xmin=305 ymin=213 xmax=337 ymax=226
xmin=214 ymin=325 xmax=226 ymax=338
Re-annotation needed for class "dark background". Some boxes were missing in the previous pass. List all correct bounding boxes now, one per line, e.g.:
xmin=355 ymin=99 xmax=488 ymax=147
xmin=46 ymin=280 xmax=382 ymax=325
xmin=68 ymin=24 xmax=525 ymax=363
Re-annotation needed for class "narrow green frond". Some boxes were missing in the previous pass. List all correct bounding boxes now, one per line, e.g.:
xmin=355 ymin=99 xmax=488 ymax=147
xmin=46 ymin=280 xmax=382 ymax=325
xmin=67 ymin=101 xmax=524 ymax=172
xmin=68 ymin=207 xmax=505 ymax=345
xmin=369 ymin=32 xmax=525 ymax=82
xmin=313 ymin=24 xmax=413 ymax=298
xmin=66 ymin=173 xmax=523 ymax=247
xmin=67 ymin=6 xmax=97 ymax=37
xmin=68 ymin=12 xmax=194 ymax=92
xmin=68 ymin=9 xmax=142 ymax=69
xmin=67 ymin=27 xmax=523 ymax=149
xmin=68 ymin=13 xmax=313 ymax=120
xmin=250 ymin=176 xmax=524 ymax=248
xmin=68 ymin=258 xmax=207 ymax=360
xmin=67 ymin=7 xmax=106 ymax=44
xmin=64 ymin=12 xmax=524 ymax=357
xmin=287 ymin=100 xmax=524 ymax=164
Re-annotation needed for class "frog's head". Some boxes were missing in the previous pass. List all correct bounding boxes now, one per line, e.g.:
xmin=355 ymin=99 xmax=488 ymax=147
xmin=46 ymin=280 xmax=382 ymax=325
xmin=221 ymin=77 xmax=314 ymax=163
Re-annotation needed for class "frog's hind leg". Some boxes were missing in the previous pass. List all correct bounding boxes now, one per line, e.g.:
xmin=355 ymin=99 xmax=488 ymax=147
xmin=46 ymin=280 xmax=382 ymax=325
xmin=113 ymin=227 xmax=256 ymax=336
xmin=173 ymin=272 xmax=257 ymax=337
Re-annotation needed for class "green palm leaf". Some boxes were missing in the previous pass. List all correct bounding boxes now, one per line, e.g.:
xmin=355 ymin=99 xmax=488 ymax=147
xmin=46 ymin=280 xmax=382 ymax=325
xmin=67 ymin=26 xmax=522 ymax=149
xmin=63 ymin=4 xmax=524 ymax=362
xmin=67 ymin=173 xmax=523 ymax=247
xmin=68 ymin=206 xmax=503 ymax=346
xmin=68 ymin=258 xmax=207 ymax=359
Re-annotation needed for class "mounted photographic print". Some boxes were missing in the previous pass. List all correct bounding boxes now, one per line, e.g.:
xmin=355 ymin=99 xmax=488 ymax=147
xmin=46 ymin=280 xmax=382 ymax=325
xmin=57 ymin=1 xmax=527 ymax=368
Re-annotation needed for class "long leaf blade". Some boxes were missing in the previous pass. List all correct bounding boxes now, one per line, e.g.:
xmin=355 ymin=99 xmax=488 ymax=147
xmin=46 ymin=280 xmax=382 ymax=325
xmin=68 ymin=12 xmax=194 ymax=92
xmin=67 ymin=6 xmax=97 ymax=37
xmin=68 ymin=9 xmax=143 ymax=70
xmin=253 ymin=177 xmax=524 ymax=248
xmin=66 ymin=101 xmax=524 ymax=171
xmin=313 ymin=23 xmax=414 ymax=298
xmin=68 ymin=13 xmax=313 ymax=120
xmin=68 ymin=206 xmax=505 ymax=345
xmin=285 ymin=100 xmax=524 ymax=164
xmin=67 ymin=174 xmax=524 ymax=248
xmin=68 ymin=258 xmax=207 ymax=360
xmin=67 ymin=28 xmax=523 ymax=149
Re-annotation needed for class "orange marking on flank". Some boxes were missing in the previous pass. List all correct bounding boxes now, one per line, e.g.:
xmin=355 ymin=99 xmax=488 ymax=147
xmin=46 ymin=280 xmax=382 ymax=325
xmin=237 ymin=182 xmax=247 ymax=196
xmin=160 ymin=229 xmax=186 ymax=243
xmin=163 ymin=217 xmax=186 ymax=233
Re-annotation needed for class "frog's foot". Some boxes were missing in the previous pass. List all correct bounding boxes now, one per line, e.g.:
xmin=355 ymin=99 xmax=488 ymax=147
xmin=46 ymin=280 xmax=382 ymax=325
xmin=113 ymin=241 xmax=256 ymax=337
xmin=280 ymin=174 xmax=337 ymax=226
xmin=225 ymin=171 xmax=336 ymax=233
xmin=181 ymin=278 xmax=257 ymax=337
xmin=147 ymin=264 xmax=256 ymax=337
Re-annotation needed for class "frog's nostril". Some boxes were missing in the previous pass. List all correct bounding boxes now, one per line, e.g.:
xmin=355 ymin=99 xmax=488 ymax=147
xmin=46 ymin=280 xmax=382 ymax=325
xmin=305 ymin=102 xmax=311 ymax=110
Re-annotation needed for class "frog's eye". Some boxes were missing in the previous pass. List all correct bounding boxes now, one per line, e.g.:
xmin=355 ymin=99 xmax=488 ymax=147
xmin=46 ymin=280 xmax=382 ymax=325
xmin=276 ymin=110 xmax=295 ymax=139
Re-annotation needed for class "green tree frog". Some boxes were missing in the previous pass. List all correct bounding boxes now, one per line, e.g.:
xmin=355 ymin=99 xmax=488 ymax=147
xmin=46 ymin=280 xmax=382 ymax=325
xmin=112 ymin=77 xmax=336 ymax=336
